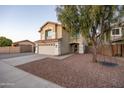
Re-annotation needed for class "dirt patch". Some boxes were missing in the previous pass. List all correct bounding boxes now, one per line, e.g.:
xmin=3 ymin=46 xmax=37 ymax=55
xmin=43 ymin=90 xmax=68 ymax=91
xmin=16 ymin=54 xmax=124 ymax=88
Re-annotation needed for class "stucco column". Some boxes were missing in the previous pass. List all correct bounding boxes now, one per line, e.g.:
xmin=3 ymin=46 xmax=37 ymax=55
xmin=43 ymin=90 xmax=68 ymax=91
xmin=78 ymin=35 xmax=85 ymax=54
xmin=54 ymin=41 xmax=61 ymax=55
xmin=55 ymin=24 xmax=57 ymax=39
xmin=35 ymin=43 xmax=39 ymax=54
xmin=79 ymin=43 xmax=85 ymax=54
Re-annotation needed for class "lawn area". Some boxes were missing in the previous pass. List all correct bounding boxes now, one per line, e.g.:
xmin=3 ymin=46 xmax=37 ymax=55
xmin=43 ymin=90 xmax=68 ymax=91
xmin=16 ymin=54 xmax=124 ymax=88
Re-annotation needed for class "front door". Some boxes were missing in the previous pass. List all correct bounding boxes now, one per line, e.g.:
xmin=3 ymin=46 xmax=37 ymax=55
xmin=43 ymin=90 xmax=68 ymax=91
xmin=70 ymin=43 xmax=79 ymax=53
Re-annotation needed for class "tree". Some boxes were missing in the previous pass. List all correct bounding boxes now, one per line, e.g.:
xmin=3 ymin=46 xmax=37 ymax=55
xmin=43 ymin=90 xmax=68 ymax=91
xmin=56 ymin=5 xmax=121 ymax=62
xmin=112 ymin=6 xmax=124 ymax=23
xmin=56 ymin=5 xmax=80 ymax=40
xmin=0 ymin=36 xmax=13 ymax=47
xmin=78 ymin=5 xmax=117 ymax=62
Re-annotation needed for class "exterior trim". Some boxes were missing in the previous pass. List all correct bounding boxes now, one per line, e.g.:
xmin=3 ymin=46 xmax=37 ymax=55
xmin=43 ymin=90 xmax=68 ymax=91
xmin=35 ymin=38 xmax=62 ymax=43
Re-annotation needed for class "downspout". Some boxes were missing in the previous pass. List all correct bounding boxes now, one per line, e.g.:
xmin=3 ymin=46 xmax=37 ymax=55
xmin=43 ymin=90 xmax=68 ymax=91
xmin=55 ymin=24 xmax=57 ymax=39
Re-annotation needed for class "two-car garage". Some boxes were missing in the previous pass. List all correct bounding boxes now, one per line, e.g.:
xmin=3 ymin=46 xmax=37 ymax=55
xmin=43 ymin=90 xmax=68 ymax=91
xmin=35 ymin=40 xmax=61 ymax=55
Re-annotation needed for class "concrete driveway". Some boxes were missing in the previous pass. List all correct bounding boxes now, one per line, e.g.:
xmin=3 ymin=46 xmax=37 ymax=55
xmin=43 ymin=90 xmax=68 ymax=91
xmin=0 ymin=54 xmax=62 ymax=88
xmin=0 ymin=53 xmax=34 ymax=60
xmin=0 ymin=54 xmax=48 ymax=66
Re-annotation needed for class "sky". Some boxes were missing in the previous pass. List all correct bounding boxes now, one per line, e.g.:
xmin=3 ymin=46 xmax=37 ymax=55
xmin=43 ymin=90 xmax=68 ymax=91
xmin=0 ymin=5 xmax=58 ymax=42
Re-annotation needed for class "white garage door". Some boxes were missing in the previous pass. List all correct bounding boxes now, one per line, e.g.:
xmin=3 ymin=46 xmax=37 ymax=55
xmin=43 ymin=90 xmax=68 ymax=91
xmin=38 ymin=45 xmax=57 ymax=55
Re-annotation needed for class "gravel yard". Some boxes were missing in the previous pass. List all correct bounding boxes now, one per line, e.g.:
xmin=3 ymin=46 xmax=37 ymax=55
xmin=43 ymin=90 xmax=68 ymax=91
xmin=16 ymin=54 xmax=124 ymax=88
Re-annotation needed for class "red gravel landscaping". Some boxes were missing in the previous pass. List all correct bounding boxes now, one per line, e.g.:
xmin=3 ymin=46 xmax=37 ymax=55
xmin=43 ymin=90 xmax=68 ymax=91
xmin=16 ymin=54 xmax=124 ymax=88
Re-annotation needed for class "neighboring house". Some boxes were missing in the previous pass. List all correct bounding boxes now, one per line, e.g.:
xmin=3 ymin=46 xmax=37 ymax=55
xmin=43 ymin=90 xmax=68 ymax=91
xmin=35 ymin=21 xmax=86 ymax=55
xmin=13 ymin=40 xmax=35 ymax=53
xmin=110 ymin=22 xmax=124 ymax=57
xmin=97 ymin=22 xmax=124 ymax=57
xmin=111 ymin=22 xmax=124 ymax=41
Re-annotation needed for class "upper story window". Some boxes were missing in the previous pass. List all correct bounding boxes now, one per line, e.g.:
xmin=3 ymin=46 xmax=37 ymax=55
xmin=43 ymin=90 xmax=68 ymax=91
xmin=112 ymin=29 xmax=119 ymax=35
xmin=111 ymin=28 xmax=122 ymax=36
xmin=45 ymin=29 xmax=53 ymax=39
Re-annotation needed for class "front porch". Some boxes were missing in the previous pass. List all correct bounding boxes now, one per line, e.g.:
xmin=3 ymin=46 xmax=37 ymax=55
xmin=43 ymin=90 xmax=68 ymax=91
xmin=70 ymin=43 xmax=79 ymax=53
xmin=69 ymin=42 xmax=86 ymax=54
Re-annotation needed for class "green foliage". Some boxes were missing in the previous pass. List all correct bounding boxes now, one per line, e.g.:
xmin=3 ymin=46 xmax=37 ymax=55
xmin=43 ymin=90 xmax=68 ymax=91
xmin=56 ymin=5 xmax=121 ymax=42
xmin=0 ymin=36 xmax=13 ymax=47
xmin=112 ymin=6 xmax=124 ymax=23
xmin=56 ymin=5 xmax=124 ymax=62
xmin=79 ymin=6 xmax=116 ymax=40
xmin=56 ymin=5 xmax=80 ymax=39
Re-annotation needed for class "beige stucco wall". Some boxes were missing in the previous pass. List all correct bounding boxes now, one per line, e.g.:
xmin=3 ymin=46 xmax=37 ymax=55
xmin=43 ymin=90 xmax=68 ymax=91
xmin=60 ymin=29 xmax=70 ymax=54
xmin=40 ymin=23 xmax=55 ymax=40
xmin=0 ymin=46 xmax=20 ymax=54
xmin=69 ymin=34 xmax=86 ymax=44
xmin=40 ymin=23 xmax=63 ymax=40
xmin=56 ymin=25 xmax=62 ymax=39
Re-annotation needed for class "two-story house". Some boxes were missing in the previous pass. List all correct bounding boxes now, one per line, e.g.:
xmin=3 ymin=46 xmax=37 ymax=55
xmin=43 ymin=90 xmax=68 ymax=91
xmin=35 ymin=21 xmax=86 ymax=55
xmin=111 ymin=22 xmax=124 ymax=57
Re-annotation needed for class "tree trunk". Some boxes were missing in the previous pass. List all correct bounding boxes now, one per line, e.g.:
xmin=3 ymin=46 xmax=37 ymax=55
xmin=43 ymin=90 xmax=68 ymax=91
xmin=92 ymin=40 xmax=97 ymax=63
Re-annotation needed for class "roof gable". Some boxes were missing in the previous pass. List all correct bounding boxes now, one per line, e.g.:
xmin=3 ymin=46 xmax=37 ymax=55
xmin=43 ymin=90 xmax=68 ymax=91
xmin=38 ymin=21 xmax=62 ymax=32
xmin=13 ymin=40 xmax=35 ymax=45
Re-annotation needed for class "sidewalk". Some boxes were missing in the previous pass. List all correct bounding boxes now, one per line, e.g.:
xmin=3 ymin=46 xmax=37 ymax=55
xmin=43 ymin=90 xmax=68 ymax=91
xmin=0 ymin=55 xmax=62 ymax=88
